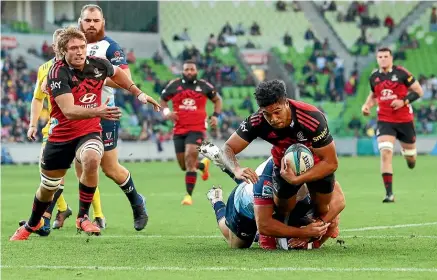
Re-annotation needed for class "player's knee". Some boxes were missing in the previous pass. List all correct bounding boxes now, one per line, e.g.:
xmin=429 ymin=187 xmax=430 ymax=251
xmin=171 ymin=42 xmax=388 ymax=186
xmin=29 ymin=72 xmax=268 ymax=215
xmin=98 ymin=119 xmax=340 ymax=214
xmin=80 ymin=141 xmax=104 ymax=173
xmin=401 ymin=148 xmax=417 ymax=157
xmin=40 ymin=173 xmax=62 ymax=192
xmin=378 ymin=142 xmax=393 ymax=154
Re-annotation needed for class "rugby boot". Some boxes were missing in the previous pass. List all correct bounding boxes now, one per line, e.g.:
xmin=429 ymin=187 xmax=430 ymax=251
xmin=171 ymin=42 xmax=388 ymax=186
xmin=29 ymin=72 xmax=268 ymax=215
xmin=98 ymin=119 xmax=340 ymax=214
xmin=132 ymin=194 xmax=148 ymax=231
xmin=10 ymin=218 xmax=44 ymax=241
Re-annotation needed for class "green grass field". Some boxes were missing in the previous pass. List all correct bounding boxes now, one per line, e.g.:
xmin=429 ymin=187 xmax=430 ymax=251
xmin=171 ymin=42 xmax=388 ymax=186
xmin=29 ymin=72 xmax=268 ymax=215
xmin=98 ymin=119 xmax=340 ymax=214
xmin=2 ymin=156 xmax=437 ymax=280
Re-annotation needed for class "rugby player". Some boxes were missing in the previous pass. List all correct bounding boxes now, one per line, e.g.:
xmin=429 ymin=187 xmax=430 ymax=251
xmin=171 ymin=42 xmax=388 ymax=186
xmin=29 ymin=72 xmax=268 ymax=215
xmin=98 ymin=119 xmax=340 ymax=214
xmin=52 ymin=4 xmax=151 ymax=230
xmin=10 ymin=27 xmax=160 ymax=241
xmin=361 ymin=47 xmax=423 ymax=202
xmin=160 ymin=60 xmax=222 ymax=205
xmin=26 ymin=28 xmax=73 ymax=235
xmin=200 ymin=142 xmax=345 ymax=250
xmin=220 ymin=79 xmax=338 ymax=223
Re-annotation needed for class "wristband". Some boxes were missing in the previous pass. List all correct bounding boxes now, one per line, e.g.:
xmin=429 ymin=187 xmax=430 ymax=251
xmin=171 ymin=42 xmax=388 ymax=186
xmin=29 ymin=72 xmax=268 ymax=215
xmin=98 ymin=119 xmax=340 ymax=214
xmin=162 ymin=108 xmax=171 ymax=116
xmin=403 ymin=91 xmax=420 ymax=105
xmin=212 ymin=112 xmax=220 ymax=118
xmin=137 ymin=92 xmax=148 ymax=103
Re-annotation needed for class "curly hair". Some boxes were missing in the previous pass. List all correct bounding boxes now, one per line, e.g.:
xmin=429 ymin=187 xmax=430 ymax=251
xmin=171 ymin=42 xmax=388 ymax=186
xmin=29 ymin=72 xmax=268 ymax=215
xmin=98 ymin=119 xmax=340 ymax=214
xmin=56 ymin=27 xmax=87 ymax=56
xmin=254 ymin=79 xmax=287 ymax=107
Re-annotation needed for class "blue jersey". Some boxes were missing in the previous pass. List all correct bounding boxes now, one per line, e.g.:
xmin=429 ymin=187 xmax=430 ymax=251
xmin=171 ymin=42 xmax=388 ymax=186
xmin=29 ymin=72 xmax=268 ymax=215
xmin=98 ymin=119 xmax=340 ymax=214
xmin=233 ymin=157 xmax=313 ymax=223
xmin=87 ymin=36 xmax=128 ymax=107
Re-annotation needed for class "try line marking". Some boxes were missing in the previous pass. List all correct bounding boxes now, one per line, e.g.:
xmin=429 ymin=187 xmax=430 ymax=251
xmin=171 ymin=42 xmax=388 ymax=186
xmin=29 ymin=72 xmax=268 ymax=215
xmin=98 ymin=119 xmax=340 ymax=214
xmin=61 ymin=221 xmax=437 ymax=239
xmin=1 ymin=265 xmax=436 ymax=273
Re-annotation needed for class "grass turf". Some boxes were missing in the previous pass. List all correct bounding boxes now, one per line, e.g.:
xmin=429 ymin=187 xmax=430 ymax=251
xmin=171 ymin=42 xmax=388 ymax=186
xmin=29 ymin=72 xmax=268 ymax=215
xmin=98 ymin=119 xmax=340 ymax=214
xmin=2 ymin=156 xmax=437 ymax=279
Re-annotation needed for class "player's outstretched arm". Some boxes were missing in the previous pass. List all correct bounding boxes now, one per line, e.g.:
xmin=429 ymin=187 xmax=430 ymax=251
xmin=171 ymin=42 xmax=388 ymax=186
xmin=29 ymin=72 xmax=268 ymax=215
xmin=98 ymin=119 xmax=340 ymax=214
xmin=361 ymin=91 xmax=376 ymax=116
xmin=109 ymin=67 xmax=161 ymax=111
xmin=105 ymin=67 xmax=132 ymax=89
xmin=223 ymin=133 xmax=258 ymax=184
xmin=209 ymin=95 xmax=222 ymax=128
xmin=254 ymin=204 xmax=329 ymax=238
xmin=55 ymin=94 xmax=121 ymax=121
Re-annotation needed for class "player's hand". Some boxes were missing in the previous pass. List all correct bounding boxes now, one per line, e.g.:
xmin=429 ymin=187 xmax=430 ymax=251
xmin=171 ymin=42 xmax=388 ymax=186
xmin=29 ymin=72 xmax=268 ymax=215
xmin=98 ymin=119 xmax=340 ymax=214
xmin=209 ymin=116 xmax=218 ymax=129
xmin=163 ymin=108 xmax=178 ymax=121
xmin=361 ymin=104 xmax=370 ymax=116
xmin=302 ymin=221 xmax=330 ymax=238
xmin=27 ymin=126 xmax=38 ymax=141
xmin=137 ymin=93 xmax=161 ymax=112
xmin=96 ymin=98 xmax=122 ymax=121
xmin=280 ymin=157 xmax=300 ymax=185
xmin=234 ymin=167 xmax=259 ymax=184
xmin=390 ymin=99 xmax=405 ymax=110
xmin=288 ymin=238 xmax=310 ymax=249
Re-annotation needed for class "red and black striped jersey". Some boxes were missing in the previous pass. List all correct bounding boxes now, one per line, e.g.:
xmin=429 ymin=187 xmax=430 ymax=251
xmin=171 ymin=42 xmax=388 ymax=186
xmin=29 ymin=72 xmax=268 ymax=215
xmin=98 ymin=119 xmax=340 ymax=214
xmin=236 ymin=99 xmax=333 ymax=167
xmin=47 ymin=56 xmax=114 ymax=142
xmin=160 ymin=78 xmax=217 ymax=135
xmin=369 ymin=65 xmax=416 ymax=123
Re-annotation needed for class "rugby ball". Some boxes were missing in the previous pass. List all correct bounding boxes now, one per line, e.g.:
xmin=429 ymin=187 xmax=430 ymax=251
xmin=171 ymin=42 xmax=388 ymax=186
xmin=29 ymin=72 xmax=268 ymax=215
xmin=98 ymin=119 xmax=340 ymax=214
xmin=283 ymin=144 xmax=314 ymax=176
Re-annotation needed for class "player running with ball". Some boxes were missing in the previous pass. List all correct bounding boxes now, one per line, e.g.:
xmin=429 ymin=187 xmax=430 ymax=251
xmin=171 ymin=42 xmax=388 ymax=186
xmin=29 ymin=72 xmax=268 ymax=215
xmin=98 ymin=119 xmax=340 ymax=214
xmin=201 ymin=79 xmax=345 ymax=249
xmin=361 ymin=47 xmax=424 ymax=203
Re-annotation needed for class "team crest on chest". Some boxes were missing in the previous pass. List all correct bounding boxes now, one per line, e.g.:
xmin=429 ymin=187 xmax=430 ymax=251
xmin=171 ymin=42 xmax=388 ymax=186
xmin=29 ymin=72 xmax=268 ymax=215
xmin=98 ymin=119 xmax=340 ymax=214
xmin=391 ymin=74 xmax=398 ymax=82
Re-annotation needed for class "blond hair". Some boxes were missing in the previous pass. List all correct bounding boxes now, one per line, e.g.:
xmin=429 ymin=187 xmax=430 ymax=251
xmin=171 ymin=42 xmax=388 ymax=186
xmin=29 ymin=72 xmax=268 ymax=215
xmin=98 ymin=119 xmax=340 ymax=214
xmin=56 ymin=27 xmax=87 ymax=56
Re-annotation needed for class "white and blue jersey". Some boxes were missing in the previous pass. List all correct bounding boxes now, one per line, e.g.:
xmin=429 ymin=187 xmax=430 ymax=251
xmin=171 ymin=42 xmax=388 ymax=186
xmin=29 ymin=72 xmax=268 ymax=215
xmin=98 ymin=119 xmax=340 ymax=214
xmin=234 ymin=157 xmax=275 ymax=220
xmin=86 ymin=36 xmax=128 ymax=107
xmin=225 ymin=157 xmax=313 ymax=242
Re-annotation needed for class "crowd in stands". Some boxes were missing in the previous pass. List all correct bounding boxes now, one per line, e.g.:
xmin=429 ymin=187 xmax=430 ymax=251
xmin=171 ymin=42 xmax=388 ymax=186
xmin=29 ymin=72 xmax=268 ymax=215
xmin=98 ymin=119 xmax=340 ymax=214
xmin=1 ymin=51 xmax=37 ymax=143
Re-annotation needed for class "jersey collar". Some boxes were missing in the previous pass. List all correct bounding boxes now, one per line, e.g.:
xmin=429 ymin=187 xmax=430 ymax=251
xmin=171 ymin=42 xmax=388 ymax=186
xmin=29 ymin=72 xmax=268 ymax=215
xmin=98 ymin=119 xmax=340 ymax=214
xmin=379 ymin=67 xmax=393 ymax=74
xmin=182 ymin=79 xmax=197 ymax=84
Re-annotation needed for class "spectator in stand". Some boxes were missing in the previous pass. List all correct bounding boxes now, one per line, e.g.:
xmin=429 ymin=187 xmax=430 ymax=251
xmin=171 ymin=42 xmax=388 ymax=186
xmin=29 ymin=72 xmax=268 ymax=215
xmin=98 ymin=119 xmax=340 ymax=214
xmin=344 ymin=71 xmax=358 ymax=96
xmin=222 ymin=22 xmax=233 ymax=35
xmin=245 ymin=40 xmax=256 ymax=49
xmin=276 ymin=1 xmax=287 ymax=11
xmin=153 ymin=50 xmax=163 ymax=64
xmin=41 ymin=41 xmax=50 ymax=59
xmin=283 ymin=32 xmax=293 ymax=46
xmin=239 ymin=96 xmax=255 ymax=114
xmin=304 ymin=28 xmax=315 ymax=40
xmin=127 ymin=49 xmax=136 ymax=64
xmin=384 ymin=15 xmax=394 ymax=33
xmin=234 ymin=23 xmax=245 ymax=36
xmin=348 ymin=116 xmax=362 ymax=137
xmin=430 ymin=7 xmax=437 ymax=32
xmin=292 ymin=1 xmax=301 ymax=12
xmin=250 ymin=21 xmax=261 ymax=36
xmin=173 ymin=28 xmax=190 ymax=41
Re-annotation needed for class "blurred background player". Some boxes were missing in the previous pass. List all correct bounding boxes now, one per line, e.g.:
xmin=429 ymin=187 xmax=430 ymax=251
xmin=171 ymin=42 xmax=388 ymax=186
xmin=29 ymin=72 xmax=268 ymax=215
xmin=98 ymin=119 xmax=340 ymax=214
xmin=361 ymin=47 xmax=424 ymax=203
xmin=160 ymin=60 xmax=222 ymax=205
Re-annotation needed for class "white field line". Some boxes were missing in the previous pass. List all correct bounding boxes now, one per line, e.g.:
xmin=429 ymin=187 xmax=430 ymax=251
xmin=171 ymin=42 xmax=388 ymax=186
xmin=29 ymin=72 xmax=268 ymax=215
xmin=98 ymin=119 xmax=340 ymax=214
xmin=342 ymin=222 xmax=437 ymax=232
xmin=1 ymin=265 xmax=436 ymax=273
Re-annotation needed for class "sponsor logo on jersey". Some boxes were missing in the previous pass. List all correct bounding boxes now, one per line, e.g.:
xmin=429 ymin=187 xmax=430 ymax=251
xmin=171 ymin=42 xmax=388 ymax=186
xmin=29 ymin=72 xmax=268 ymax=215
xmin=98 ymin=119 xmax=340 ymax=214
xmin=262 ymin=181 xmax=273 ymax=198
xmin=91 ymin=45 xmax=99 ymax=50
xmin=313 ymin=127 xmax=328 ymax=142
xmin=391 ymin=74 xmax=398 ymax=82
xmin=177 ymin=86 xmax=183 ymax=91
xmin=407 ymin=76 xmax=413 ymax=82
xmin=50 ymin=81 xmax=61 ymax=90
xmin=195 ymin=86 xmax=202 ymax=92
xmin=179 ymin=98 xmax=197 ymax=111
xmin=380 ymin=89 xmax=397 ymax=101
xmin=79 ymin=93 xmax=97 ymax=104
